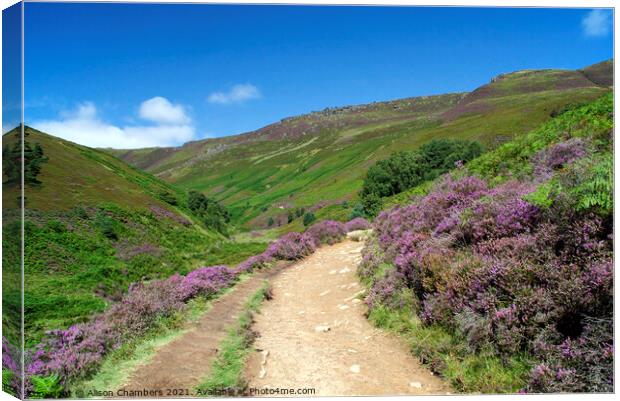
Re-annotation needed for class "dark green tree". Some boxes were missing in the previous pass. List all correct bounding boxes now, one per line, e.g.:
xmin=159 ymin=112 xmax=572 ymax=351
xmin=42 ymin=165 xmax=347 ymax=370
xmin=348 ymin=202 xmax=366 ymax=220
xmin=187 ymin=190 xmax=230 ymax=234
xmin=2 ymin=142 xmax=21 ymax=184
xmin=3 ymin=138 xmax=49 ymax=185
xmin=303 ymin=212 xmax=316 ymax=227
xmin=359 ymin=139 xmax=483 ymax=216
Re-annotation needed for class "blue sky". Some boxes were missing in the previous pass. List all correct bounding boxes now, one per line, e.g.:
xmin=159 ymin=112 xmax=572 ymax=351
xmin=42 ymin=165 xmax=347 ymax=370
xmin=2 ymin=2 xmax=21 ymax=133
xmin=15 ymin=4 xmax=614 ymax=148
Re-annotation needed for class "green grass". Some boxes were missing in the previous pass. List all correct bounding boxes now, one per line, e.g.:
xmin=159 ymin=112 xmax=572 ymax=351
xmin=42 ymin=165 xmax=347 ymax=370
xmin=71 ymin=277 xmax=252 ymax=397
xmin=19 ymin=206 xmax=266 ymax=346
xmin=2 ymin=127 xmax=268 ymax=346
xmin=109 ymin=64 xmax=611 ymax=231
xmin=360 ymin=92 xmax=615 ymax=394
xmin=367 ymin=304 xmax=533 ymax=393
xmin=195 ymin=281 xmax=271 ymax=395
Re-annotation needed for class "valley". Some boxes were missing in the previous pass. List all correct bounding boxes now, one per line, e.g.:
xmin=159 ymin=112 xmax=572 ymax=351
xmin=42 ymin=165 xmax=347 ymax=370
xmin=111 ymin=60 xmax=612 ymax=230
xmin=1 ymin=59 xmax=613 ymax=397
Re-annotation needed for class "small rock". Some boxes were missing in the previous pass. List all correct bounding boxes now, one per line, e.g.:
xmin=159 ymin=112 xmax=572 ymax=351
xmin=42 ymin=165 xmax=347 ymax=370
xmin=338 ymin=304 xmax=349 ymax=310
xmin=329 ymin=269 xmax=338 ymax=275
xmin=352 ymin=299 xmax=361 ymax=304
xmin=409 ymin=382 xmax=423 ymax=389
xmin=315 ymin=325 xmax=330 ymax=332
xmin=260 ymin=350 xmax=269 ymax=365
xmin=298 ymin=311 xmax=305 ymax=315
xmin=338 ymin=267 xmax=351 ymax=274
xmin=350 ymin=364 xmax=361 ymax=373
xmin=319 ymin=290 xmax=330 ymax=296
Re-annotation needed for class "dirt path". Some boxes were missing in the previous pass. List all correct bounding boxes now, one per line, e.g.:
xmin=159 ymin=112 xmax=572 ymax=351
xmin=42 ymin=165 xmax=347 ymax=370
xmin=245 ymin=240 xmax=450 ymax=396
xmin=119 ymin=264 xmax=287 ymax=396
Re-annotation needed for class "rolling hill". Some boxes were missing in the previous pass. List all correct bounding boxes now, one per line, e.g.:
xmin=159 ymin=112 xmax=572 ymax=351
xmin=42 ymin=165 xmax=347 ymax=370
xmin=2 ymin=127 xmax=265 ymax=346
xmin=110 ymin=60 xmax=613 ymax=230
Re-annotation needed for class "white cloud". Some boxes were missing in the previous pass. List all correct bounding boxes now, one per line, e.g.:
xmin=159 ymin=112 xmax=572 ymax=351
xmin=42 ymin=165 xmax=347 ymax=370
xmin=139 ymin=96 xmax=190 ymax=125
xmin=208 ymin=84 xmax=261 ymax=105
xmin=32 ymin=99 xmax=195 ymax=149
xmin=582 ymin=9 xmax=612 ymax=37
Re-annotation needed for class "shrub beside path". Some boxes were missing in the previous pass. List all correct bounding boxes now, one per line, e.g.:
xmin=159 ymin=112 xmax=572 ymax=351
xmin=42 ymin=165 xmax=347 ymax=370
xmin=116 ymin=238 xmax=448 ymax=396
xmin=119 ymin=263 xmax=289 ymax=394
xmin=245 ymin=240 xmax=449 ymax=396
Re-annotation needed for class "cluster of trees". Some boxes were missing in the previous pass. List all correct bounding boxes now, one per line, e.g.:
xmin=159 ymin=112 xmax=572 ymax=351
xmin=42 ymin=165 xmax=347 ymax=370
xmin=268 ymin=208 xmax=315 ymax=228
xmin=3 ymin=137 xmax=49 ymax=185
xmin=187 ymin=190 xmax=230 ymax=234
xmin=360 ymin=139 xmax=483 ymax=216
xmin=287 ymin=207 xmax=306 ymax=223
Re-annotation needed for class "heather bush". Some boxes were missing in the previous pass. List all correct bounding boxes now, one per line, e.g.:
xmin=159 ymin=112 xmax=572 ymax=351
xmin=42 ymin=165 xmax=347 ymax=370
xmin=306 ymin=220 xmax=346 ymax=245
xmin=364 ymin=265 xmax=419 ymax=312
xmin=21 ymin=269 xmax=229 ymax=394
xmin=344 ymin=217 xmax=371 ymax=232
xmin=233 ymin=254 xmax=272 ymax=275
xmin=20 ymin=216 xmax=350 ymax=396
xmin=467 ymin=92 xmax=612 ymax=183
xmin=532 ymin=138 xmax=587 ymax=180
xmin=27 ymin=320 xmax=114 ymax=387
xmin=2 ymin=337 xmax=20 ymax=397
xmin=356 ymin=242 xmax=384 ymax=282
xmin=525 ymin=317 xmax=613 ymax=393
xmin=264 ymin=232 xmax=316 ymax=260
xmin=180 ymin=266 xmax=235 ymax=300
xmin=362 ymin=158 xmax=613 ymax=393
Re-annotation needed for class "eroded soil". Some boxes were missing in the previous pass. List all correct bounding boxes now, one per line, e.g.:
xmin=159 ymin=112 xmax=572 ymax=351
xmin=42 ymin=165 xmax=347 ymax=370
xmin=245 ymin=240 xmax=450 ymax=396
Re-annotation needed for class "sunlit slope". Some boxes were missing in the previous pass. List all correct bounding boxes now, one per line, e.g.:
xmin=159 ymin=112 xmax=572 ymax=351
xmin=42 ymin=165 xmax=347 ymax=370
xmin=3 ymin=127 xmax=196 ymax=217
xmin=2 ymin=127 xmax=231 ymax=345
xmin=111 ymin=60 xmax=612 ymax=228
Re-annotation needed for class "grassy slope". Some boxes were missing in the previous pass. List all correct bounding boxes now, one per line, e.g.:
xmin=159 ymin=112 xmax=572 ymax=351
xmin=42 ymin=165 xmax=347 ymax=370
xmin=111 ymin=61 xmax=611 ymax=230
xmin=2 ymin=127 xmax=265 ymax=346
xmin=365 ymin=92 xmax=613 ymax=393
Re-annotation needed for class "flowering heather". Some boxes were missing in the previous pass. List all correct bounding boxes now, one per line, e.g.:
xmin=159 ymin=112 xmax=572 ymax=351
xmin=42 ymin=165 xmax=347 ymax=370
xmin=18 ymin=218 xmax=349 ymax=396
xmin=525 ymin=318 xmax=613 ymax=393
xmin=232 ymin=254 xmax=272 ymax=275
xmin=148 ymin=205 xmax=191 ymax=226
xmin=362 ymin=165 xmax=613 ymax=392
xmin=344 ymin=217 xmax=371 ymax=232
xmin=115 ymin=242 xmax=163 ymax=261
xmin=180 ymin=266 xmax=235 ymax=300
xmin=264 ymin=232 xmax=316 ymax=260
xmin=22 ymin=270 xmax=225 ymax=393
xmin=532 ymin=138 xmax=587 ymax=180
xmin=2 ymin=337 xmax=21 ymax=397
xmin=27 ymin=320 xmax=113 ymax=386
xmin=305 ymin=220 xmax=347 ymax=245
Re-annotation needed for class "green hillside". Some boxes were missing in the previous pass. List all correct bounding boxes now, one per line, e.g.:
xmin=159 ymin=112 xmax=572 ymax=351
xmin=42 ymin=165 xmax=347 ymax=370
xmin=111 ymin=61 xmax=612 ymax=230
xmin=2 ymin=127 xmax=266 ymax=345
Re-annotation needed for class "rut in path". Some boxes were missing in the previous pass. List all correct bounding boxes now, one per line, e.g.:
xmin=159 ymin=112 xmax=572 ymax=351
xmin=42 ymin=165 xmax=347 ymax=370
xmin=118 ymin=264 xmax=287 ymax=395
xmin=245 ymin=240 xmax=450 ymax=396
